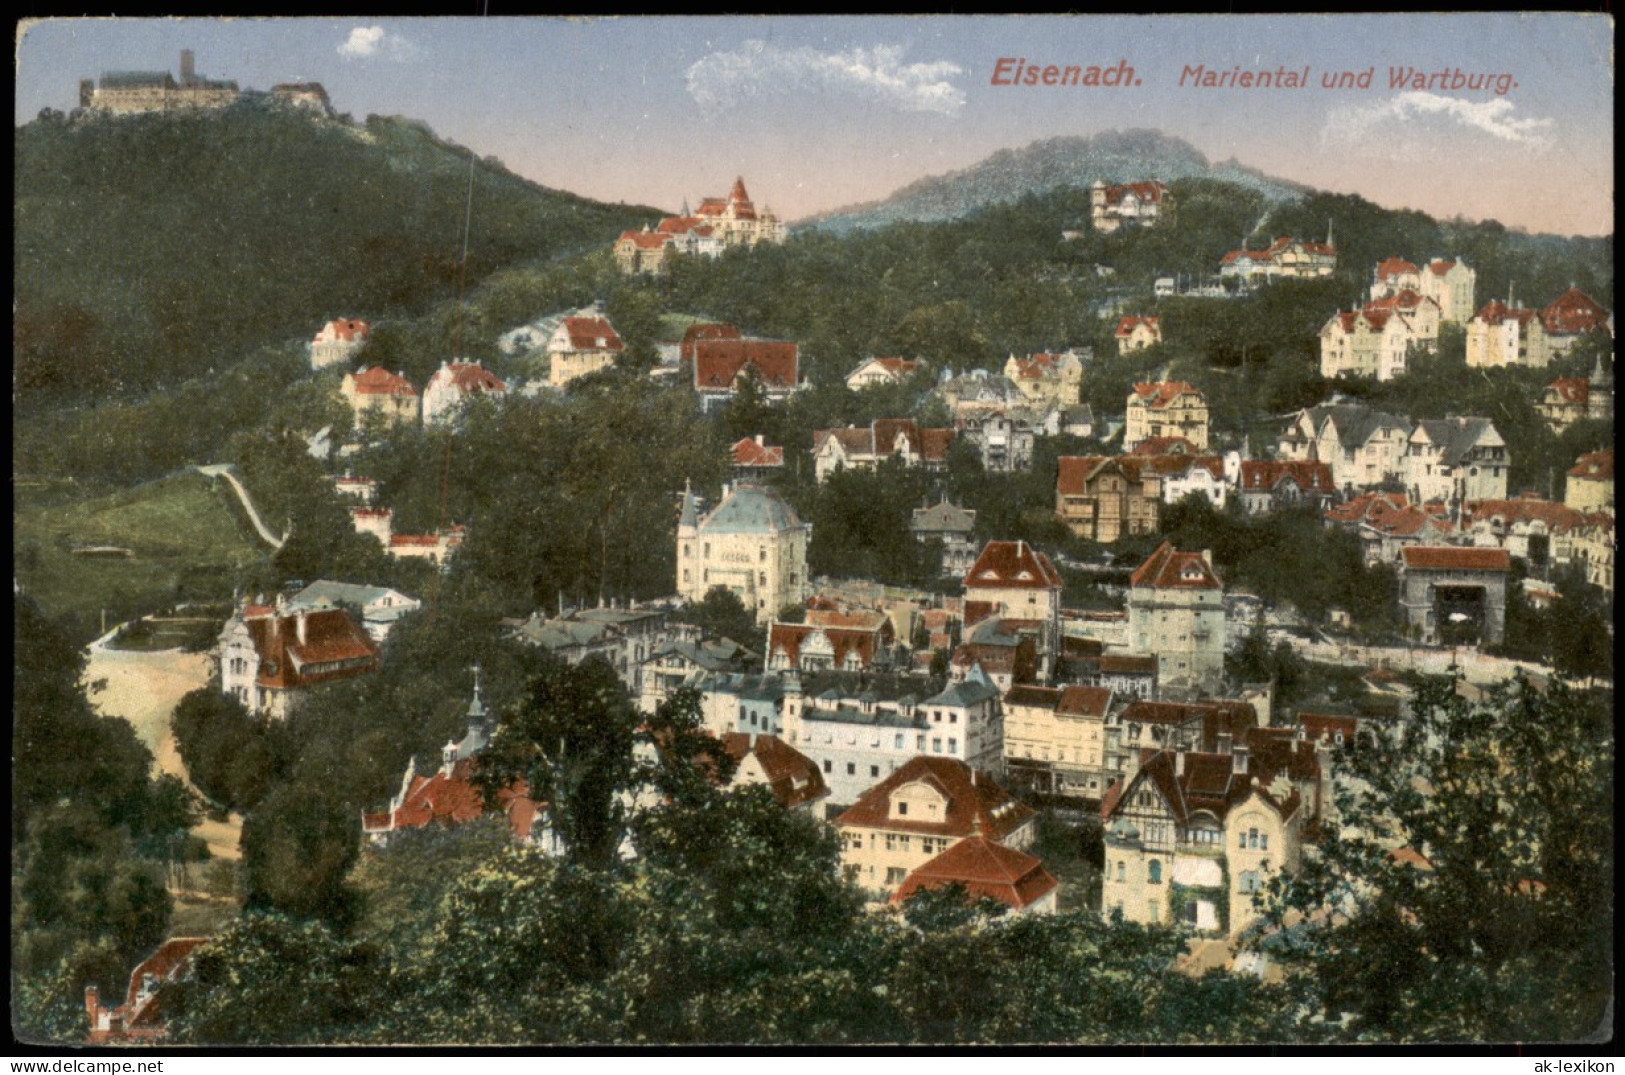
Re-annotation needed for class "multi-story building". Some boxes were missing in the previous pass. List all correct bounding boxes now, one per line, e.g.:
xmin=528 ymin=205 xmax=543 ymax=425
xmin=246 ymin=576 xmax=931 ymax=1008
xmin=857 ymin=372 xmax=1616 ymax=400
xmin=1003 ymin=351 xmax=1085 ymax=407
xmin=1124 ymin=381 xmax=1209 ymax=451
xmin=341 ymin=366 xmax=419 ymax=429
xmin=845 ymin=356 xmax=922 ymax=390
xmin=890 ymin=836 xmax=1060 ymax=914
xmin=1403 ymin=416 xmax=1509 ymax=507
xmin=218 ymin=598 xmax=379 ymax=719
xmin=1236 ymin=460 xmax=1337 ymax=515
xmin=811 ymin=419 xmax=954 ymax=483
xmin=1115 ymin=316 xmax=1162 ymax=355
xmin=421 ymin=360 xmax=508 ymax=427
xmin=510 ymin=604 xmax=680 ymax=697
xmin=546 ymin=314 xmax=624 ymax=388
xmin=1324 ymin=492 xmax=1464 ymax=566
xmin=310 ymin=318 xmax=370 ymax=371
xmin=80 ymin=50 xmax=239 ymax=114
xmin=287 ymin=580 xmax=421 ymax=645
xmin=834 ymin=756 xmax=1035 ymax=901
xmin=613 ymin=177 xmax=783 ymax=273
xmin=1056 ymin=455 xmax=1165 ymax=542
xmin=1565 ymin=449 xmax=1614 ymax=515
xmin=1090 ymin=180 xmax=1173 ymax=233
xmin=1466 ymin=298 xmax=1550 ymax=369
xmin=1126 ymin=542 xmax=1226 ymax=693
xmin=1397 ymin=545 xmax=1510 ymax=645
xmin=1463 ymin=494 xmax=1602 ymax=576
xmin=1419 ymin=258 xmax=1478 ymax=325
xmin=1102 ymin=699 xmax=1257 ymax=778
xmin=1319 ymin=291 xmax=1440 ymax=381
xmin=691 ymin=337 xmax=800 ymax=413
xmin=765 ymin=607 xmax=902 ymax=674
xmin=1219 ymin=235 xmax=1337 ymax=285
xmin=1278 ymin=403 xmax=1413 ymax=493
xmin=1002 ymin=684 xmax=1115 ymax=798
xmin=1100 ymin=727 xmax=1323 ymax=935
xmin=910 ymin=500 xmax=978 ymax=577
xmin=676 ymin=481 xmax=811 ymax=624
xmin=782 ymin=669 xmax=1004 ymax=805
xmin=962 ymin=541 xmax=1063 ymax=666
xmin=1539 ymin=286 xmax=1612 ymax=360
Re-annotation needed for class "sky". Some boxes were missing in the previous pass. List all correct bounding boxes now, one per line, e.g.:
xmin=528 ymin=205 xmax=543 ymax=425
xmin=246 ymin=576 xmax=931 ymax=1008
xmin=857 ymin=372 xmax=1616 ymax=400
xmin=15 ymin=15 xmax=1615 ymax=236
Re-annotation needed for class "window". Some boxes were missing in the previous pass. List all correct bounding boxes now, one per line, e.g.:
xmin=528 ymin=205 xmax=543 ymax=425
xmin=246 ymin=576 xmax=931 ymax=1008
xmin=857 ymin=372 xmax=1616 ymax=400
xmin=886 ymin=868 xmax=907 ymax=885
xmin=895 ymin=734 xmax=904 ymax=750
xmin=949 ymin=712 xmax=958 ymax=724
xmin=823 ymin=760 xmax=832 ymax=773
xmin=1148 ymin=860 xmax=1162 ymax=884
xmin=1150 ymin=902 xmax=1160 ymax=924
xmin=897 ymin=802 xmax=908 ymax=816
xmin=759 ymin=548 xmax=767 ymax=562
xmin=871 ymin=765 xmax=880 ymax=778
xmin=1116 ymin=862 xmax=1126 ymax=882
xmin=932 ymin=738 xmax=942 ymax=753
xmin=899 ymin=836 xmax=911 ymax=851
xmin=1260 ymin=833 xmax=1269 ymax=850
xmin=847 ymin=763 xmax=856 ymax=776
xmin=948 ymin=738 xmax=958 ymax=753
xmin=885 ymin=834 xmax=897 ymax=851
xmin=1249 ymin=828 xmax=1259 ymax=850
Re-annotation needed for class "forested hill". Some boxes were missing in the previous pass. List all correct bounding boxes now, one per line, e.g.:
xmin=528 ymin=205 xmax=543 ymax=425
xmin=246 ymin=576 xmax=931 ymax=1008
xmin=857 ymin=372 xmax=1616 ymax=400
xmin=797 ymin=129 xmax=1311 ymax=234
xmin=14 ymin=99 xmax=661 ymax=405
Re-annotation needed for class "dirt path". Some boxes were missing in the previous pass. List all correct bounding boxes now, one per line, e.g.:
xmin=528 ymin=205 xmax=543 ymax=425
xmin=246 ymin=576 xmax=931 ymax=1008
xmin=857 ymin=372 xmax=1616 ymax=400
xmin=82 ymin=645 xmax=244 ymax=861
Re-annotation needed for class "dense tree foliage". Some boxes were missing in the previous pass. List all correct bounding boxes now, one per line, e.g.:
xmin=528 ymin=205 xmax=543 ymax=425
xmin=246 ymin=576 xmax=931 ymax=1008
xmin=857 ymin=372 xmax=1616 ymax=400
xmin=1256 ymin=674 xmax=1613 ymax=1041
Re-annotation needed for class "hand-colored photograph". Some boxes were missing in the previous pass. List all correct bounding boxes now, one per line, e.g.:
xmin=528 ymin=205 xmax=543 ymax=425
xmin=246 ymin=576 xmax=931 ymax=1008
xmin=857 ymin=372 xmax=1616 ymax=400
xmin=12 ymin=14 xmax=1613 ymax=1048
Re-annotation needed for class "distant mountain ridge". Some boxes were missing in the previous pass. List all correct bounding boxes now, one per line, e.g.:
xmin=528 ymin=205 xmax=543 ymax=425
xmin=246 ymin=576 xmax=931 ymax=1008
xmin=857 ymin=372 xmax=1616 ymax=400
xmin=796 ymin=129 xmax=1311 ymax=233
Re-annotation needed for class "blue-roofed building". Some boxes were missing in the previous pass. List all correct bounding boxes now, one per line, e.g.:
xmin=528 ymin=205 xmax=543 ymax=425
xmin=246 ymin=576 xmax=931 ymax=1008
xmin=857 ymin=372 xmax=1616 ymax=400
xmin=677 ymin=481 xmax=811 ymax=624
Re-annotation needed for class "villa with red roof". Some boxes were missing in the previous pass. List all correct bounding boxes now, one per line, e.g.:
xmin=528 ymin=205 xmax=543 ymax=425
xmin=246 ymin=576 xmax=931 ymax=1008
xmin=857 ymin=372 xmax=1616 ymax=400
xmin=85 ymin=937 xmax=211 ymax=1044
xmin=1466 ymin=297 xmax=1550 ymax=369
xmin=891 ymin=835 xmax=1060 ymax=914
xmin=691 ymin=337 xmax=800 ymax=413
xmin=1090 ymin=179 xmax=1173 ymax=233
xmin=1218 ymin=235 xmax=1336 ymax=285
xmin=614 ymin=178 xmax=783 ymax=274
xmin=1463 ymin=493 xmax=1607 ymax=574
xmin=1115 ymin=315 xmax=1162 ymax=355
xmin=422 ymin=360 xmax=508 ymax=427
xmin=310 ymin=317 xmax=370 ymax=370
xmin=1100 ymin=725 xmax=1323 ymax=935
xmin=1397 ymin=545 xmax=1510 ymax=645
xmin=1124 ymin=381 xmax=1208 ymax=451
xmin=1002 ymin=350 xmax=1084 ymax=406
xmin=1369 ymin=256 xmax=1478 ymax=326
xmin=341 ymin=366 xmax=419 ymax=428
xmin=547 ymin=314 xmax=624 ymax=388
xmin=1126 ymin=542 xmax=1226 ymax=692
xmin=765 ymin=606 xmax=900 ymax=674
xmin=1539 ymin=286 xmax=1611 ymax=359
xmin=218 ymin=598 xmax=379 ymax=719
xmin=721 ymin=732 xmax=830 ymax=816
xmin=963 ymin=540 xmax=1063 ymax=665
xmin=1237 ymin=459 xmax=1336 ymax=515
xmin=1002 ymin=683 xmax=1116 ymax=798
xmin=835 ymin=756 xmax=1036 ymax=901
xmin=1324 ymin=490 xmax=1462 ymax=566
xmin=845 ymin=356 xmax=922 ymax=391
xmin=811 ymin=419 xmax=955 ymax=482
xmin=1320 ymin=290 xmax=1441 ymax=381
xmin=730 ymin=435 xmax=785 ymax=480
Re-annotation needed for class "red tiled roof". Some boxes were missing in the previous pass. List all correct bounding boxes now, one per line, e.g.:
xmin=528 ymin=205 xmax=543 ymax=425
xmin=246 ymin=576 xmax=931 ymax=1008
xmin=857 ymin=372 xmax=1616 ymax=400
xmin=348 ymin=366 xmax=417 ymax=397
xmin=722 ymin=733 xmax=829 ymax=810
xmin=1464 ymin=496 xmax=1593 ymax=534
xmin=891 ymin=836 xmax=1059 ymax=911
xmin=244 ymin=607 xmax=378 ymax=691
xmin=1427 ymin=259 xmax=1457 ymax=276
xmin=1297 ymin=712 xmax=1357 ymax=743
xmin=1473 ymin=300 xmax=1538 ymax=327
xmin=694 ymin=339 xmax=799 ymax=390
xmin=1540 ymin=286 xmax=1610 ymax=337
xmin=1546 ymin=377 xmax=1590 ymax=406
xmin=1129 ymin=541 xmax=1220 ymax=590
xmin=1100 ymin=180 xmax=1169 ymax=207
xmin=1129 ymin=435 xmax=1196 ymax=456
xmin=1399 ymin=546 xmax=1511 ymax=572
xmin=1239 ymin=459 xmax=1335 ymax=493
xmin=768 ymin=622 xmax=884 ymax=670
xmin=1130 ymin=381 xmax=1203 ymax=411
xmin=1097 ymin=654 xmax=1157 ymax=675
xmin=1365 ymin=288 xmax=1437 ymax=316
xmin=679 ymin=322 xmax=743 ymax=365
xmin=1057 ymin=685 xmax=1112 ymax=718
xmin=964 ymin=541 xmax=1063 ymax=591
xmin=558 ymin=316 xmax=624 ymax=353
xmin=1374 ymin=257 xmax=1419 ymax=280
xmin=1115 ymin=315 xmax=1161 ymax=338
xmin=122 ymin=937 xmax=210 ymax=1016
xmin=431 ymin=362 xmax=508 ymax=395
xmin=1389 ymin=846 xmax=1434 ymax=870
xmin=834 ymin=757 xmax=1034 ymax=841
xmin=1568 ymin=448 xmax=1613 ymax=481
xmin=619 ymin=230 xmax=675 ymax=250
xmin=1005 ymin=684 xmax=1063 ymax=710
xmin=731 ymin=437 xmax=784 ymax=468
xmin=317 ymin=318 xmax=369 ymax=344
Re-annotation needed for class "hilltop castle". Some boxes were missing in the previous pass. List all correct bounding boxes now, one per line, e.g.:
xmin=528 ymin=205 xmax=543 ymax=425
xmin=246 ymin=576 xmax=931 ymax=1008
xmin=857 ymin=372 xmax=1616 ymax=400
xmin=78 ymin=49 xmax=330 ymax=117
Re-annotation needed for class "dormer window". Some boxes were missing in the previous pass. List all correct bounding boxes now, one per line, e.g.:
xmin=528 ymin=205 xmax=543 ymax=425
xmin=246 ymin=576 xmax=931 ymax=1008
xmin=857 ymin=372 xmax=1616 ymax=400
xmin=897 ymin=802 xmax=909 ymax=816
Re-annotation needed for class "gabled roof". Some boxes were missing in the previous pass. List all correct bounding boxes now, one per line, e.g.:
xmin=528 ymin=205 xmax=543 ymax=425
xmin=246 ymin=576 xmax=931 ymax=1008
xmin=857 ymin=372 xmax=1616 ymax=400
xmin=1399 ymin=546 xmax=1511 ymax=572
xmin=911 ymin=500 xmax=976 ymax=533
xmin=1373 ymin=257 xmax=1419 ymax=280
xmin=849 ymin=356 xmax=920 ymax=381
xmin=429 ymin=362 xmax=508 ymax=395
xmin=1129 ymin=541 xmax=1220 ymax=590
xmin=317 ymin=318 xmax=369 ymax=343
xmin=679 ymin=322 xmax=743 ymax=364
xmin=119 ymin=937 xmax=211 ymax=1030
xmin=1545 ymin=377 xmax=1591 ymax=406
xmin=694 ymin=338 xmax=799 ymax=390
xmin=963 ymin=541 xmax=1062 ymax=591
xmin=1365 ymin=288 xmax=1439 ymax=317
xmin=1130 ymin=381 xmax=1204 ymax=411
xmin=1130 ymin=435 xmax=1197 ymax=456
xmin=1472 ymin=299 xmax=1539 ymax=327
xmin=891 ymin=836 xmax=1059 ymax=911
xmin=1099 ymin=180 xmax=1169 ymax=206
xmin=1464 ymin=496 xmax=1595 ymax=535
xmin=768 ymin=622 xmax=885 ymax=670
xmin=834 ymin=756 xmax=1034 ymax=840
xmin=1568 ymin=448 xmax=1613 ymax=481
xmin=618 ymin=229 xmax=675 ymax=250
xmin=731 ymin=437 xmax=785 ymax=468
xmin=347 ymin=366 xmax=418 ymax=397
xmin=241 ymin=606 xmax=379 ymax=691
xmin=1239 ymin=459 xmax=1335 ymax=493
xmin=1115 ymin=315 xmax=1161 ymax=338
xmin=1057 ymin=685 xmax=1113 ymax=718
xmin=557 ymin=316 xmax=624 ymax=353
xmin=1540 ymin=286 xmax=1610 ymax=337
xmin=1411 ymin=416 xmax=1499 ymax=463
xmin=722 ymin=733 xmax=829 ymax=810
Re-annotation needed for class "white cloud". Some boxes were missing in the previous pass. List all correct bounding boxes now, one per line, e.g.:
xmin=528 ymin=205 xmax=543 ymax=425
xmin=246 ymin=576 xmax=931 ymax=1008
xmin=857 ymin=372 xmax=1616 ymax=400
xmin=338 ymin=25 xmax=419 ymax=62
xmin=1323 ymin=91 xmax=1553 ymax=148
xmin=686 ymin=41 xmax=964 ymax=118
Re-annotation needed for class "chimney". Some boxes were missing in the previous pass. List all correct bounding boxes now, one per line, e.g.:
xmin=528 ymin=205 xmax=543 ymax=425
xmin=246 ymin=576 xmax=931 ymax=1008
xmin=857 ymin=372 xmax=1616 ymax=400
xmin=296 ymin=609 xmax=309 ymax=647
xmin=1232 ymin=741 xmax=1250 ymax=776
xmin=180 ymin=48 xmax=196 ymax=85
xmin=748 ymin=731 xmax=757 ymax=750
xmin=1174 ymin=750 xmax=1185 ymax=777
